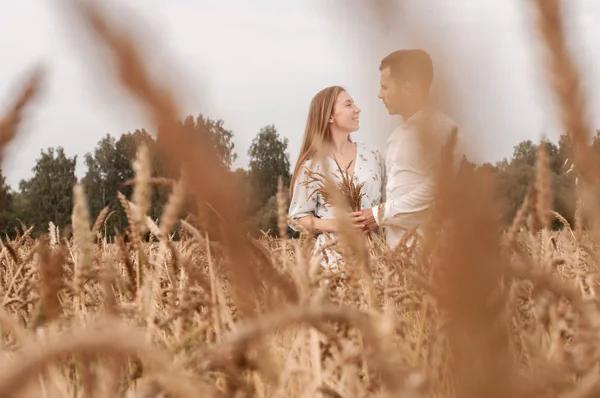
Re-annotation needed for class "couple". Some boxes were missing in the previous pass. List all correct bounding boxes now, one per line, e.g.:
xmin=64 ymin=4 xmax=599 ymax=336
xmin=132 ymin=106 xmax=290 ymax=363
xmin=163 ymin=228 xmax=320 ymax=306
xmin=288 ymin=49 xmax=464 ymax=270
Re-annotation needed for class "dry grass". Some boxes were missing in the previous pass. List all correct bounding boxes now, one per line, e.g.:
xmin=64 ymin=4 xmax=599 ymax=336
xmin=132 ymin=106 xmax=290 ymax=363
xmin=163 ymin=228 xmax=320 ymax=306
xmin=302 ymin=159 xmax=365 ymax=213
xmin=0 ymin=0 xmax=599 ymax=397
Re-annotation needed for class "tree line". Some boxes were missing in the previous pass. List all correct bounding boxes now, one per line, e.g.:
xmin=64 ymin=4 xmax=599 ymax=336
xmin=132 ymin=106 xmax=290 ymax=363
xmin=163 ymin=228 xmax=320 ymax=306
xmin=0 ymin=112 xmax=596 ymax=239
xmin=0 ymin=114 xmax=291 ymax=239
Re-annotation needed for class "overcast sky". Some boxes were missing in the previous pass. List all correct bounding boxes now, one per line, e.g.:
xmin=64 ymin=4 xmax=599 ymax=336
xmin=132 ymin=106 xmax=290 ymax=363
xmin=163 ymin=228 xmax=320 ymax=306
xmin=0 ymin=0 xmax=599 ymax=188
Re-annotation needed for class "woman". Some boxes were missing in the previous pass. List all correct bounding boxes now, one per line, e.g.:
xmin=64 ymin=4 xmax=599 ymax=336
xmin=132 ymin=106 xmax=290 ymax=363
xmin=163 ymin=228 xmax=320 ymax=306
xmin=288 ymin=86 xmax=385 ymax=272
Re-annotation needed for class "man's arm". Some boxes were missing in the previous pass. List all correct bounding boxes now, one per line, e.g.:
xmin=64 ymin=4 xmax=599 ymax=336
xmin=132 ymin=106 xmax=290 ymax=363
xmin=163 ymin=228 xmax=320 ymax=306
xmin=364 ymin=125 xmax=465 ymax=229
xmin=362 ymin=176 xmax=435 ymax=230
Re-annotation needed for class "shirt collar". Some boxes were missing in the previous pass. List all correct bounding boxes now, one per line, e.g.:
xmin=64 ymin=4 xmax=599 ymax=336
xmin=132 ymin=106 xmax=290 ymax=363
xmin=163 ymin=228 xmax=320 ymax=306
xmin=399 ymin=104 xmax=434 ymax=129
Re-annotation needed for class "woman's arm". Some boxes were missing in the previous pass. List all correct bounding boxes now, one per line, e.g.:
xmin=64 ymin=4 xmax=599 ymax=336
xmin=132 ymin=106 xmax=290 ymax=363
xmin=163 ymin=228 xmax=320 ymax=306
xmin=295 ymin=215 xmax=336 ymax=233
xmin=295 ymin=213 xmax=366 ymax=233
xmin=289 ymin=163 xmax=365 ymax=233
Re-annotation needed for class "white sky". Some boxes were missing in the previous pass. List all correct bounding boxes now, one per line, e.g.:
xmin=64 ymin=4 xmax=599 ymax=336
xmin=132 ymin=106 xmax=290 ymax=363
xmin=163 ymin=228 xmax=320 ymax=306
xmin=0 ymin=0 xmax=599 ymax=188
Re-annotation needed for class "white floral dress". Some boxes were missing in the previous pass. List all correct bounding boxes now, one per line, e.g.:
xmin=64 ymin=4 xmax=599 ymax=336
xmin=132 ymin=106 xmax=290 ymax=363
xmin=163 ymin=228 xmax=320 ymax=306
xmin=288 ymin=142 xmax=385 ymax=271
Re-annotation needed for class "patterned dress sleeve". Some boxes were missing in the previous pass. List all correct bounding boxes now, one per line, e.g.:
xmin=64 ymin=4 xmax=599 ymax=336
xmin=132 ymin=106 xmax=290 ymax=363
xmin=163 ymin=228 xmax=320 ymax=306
xmin=288 ymin=162 xmax=318 ymax=232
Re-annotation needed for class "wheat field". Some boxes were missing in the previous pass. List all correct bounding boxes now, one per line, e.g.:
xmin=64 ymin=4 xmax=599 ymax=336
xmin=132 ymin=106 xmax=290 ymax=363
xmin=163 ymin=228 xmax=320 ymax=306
xmin=0 ymin=0 xmax=599 ymax=397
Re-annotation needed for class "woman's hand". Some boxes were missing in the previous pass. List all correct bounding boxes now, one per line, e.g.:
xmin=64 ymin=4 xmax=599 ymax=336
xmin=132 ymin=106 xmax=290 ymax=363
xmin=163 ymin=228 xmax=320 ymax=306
xmin=349 ymin=211 xmax=366 ymax=230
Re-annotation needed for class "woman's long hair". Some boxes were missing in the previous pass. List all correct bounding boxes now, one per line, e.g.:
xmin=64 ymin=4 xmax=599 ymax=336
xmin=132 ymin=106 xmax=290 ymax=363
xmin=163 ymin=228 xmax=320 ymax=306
xmin=289 ymin=85 xmax=349 ymax=197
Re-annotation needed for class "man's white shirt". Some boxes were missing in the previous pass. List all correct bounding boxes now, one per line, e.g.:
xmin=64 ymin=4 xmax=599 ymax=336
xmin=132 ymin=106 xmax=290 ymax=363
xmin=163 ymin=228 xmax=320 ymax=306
xmin=373 ymin=106 xmax=465 ymax=248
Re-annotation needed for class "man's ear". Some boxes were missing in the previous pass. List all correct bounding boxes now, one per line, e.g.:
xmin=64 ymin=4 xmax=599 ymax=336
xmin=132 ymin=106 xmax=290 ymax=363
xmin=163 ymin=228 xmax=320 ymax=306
xmin=402 ymin=80 xmax=416 ymax=96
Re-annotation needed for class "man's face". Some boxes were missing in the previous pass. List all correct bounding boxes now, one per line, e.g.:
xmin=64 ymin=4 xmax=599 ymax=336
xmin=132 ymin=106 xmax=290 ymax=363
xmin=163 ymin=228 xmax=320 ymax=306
xmin=378 ymin=66 xmax=415 ymax=117
xmin=378 ymin=66 xmax=401 ymax=115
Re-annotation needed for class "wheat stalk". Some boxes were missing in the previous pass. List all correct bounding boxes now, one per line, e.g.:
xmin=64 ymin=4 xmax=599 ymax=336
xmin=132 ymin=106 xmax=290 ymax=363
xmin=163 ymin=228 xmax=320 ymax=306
xmin=302 ymin=159 xmax=365 ymax=212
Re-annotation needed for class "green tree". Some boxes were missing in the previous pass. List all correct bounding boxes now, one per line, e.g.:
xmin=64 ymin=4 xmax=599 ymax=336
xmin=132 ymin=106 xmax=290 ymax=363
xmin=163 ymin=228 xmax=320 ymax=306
xmin=19 ymin=147 xmax=77 ymax=235
xmin=197 ymin=115 xmax=237 ymax=170
xmin=491 ymin=136 xmax=573 ymax=229
xmin=114 ymin=129 xmax=160 ymax=225
xmin=81 ymin=114 xmax=237 ymax=238
xmin=5 ymin=190 xmax=30 ymax=238
xmin=510 ymin=140 xmax=538 ymax=168
xmin=173 ymin=114 xmax=237 ymax=171
xmin=247 ymin=124 xmax=291 ymax=213
xmin=0 ymin=168 xmax=23 ymax=238
xmin=82 ymin=134 xmax=120 ymax=227
xmin=152 ymin=114 xmax=239 ymax=236
xmin=82 ymin=129 xmax=162 ymax=236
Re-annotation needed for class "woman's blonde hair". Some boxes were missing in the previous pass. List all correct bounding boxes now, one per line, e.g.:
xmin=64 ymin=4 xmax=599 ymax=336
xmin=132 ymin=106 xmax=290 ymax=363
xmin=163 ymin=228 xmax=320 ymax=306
xmin=289 ymin=85 xmax=349 ymax=197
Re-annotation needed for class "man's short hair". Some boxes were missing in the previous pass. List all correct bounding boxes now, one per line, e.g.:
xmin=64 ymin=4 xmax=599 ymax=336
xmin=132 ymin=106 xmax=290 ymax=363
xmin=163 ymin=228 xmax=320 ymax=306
xmin=379 ymin=49 xmax=433 ymax=88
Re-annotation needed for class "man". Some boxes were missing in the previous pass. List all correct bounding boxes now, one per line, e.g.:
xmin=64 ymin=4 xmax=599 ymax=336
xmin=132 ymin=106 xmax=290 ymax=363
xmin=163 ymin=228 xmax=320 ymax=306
xmin=361 ymin=49 xmax=465 ymax=248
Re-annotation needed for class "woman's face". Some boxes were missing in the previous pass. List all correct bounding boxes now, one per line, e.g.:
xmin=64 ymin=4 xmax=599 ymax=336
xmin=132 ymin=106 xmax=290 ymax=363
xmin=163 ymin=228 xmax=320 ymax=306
xmin=330 ymin=90 xmax=361 ymax=133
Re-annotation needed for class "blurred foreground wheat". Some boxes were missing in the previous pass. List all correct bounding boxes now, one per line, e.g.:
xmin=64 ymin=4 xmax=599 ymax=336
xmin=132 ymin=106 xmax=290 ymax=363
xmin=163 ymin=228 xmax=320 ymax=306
xmin=0 ymin=0 xmax=599 ymax=397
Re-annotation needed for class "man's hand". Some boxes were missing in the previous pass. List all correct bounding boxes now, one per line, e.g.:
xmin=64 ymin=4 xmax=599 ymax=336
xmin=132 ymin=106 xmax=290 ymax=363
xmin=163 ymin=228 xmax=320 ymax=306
xmin=361 ymin=208 xmax=378 ymax=231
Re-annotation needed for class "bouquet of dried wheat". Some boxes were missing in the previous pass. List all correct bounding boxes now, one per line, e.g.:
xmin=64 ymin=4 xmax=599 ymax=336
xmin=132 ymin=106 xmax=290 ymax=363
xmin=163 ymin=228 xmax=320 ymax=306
xmin=301 ymin=159 xmax=376 ymax=243
xmin=302 ymin=159 xmax=364 ymax=211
